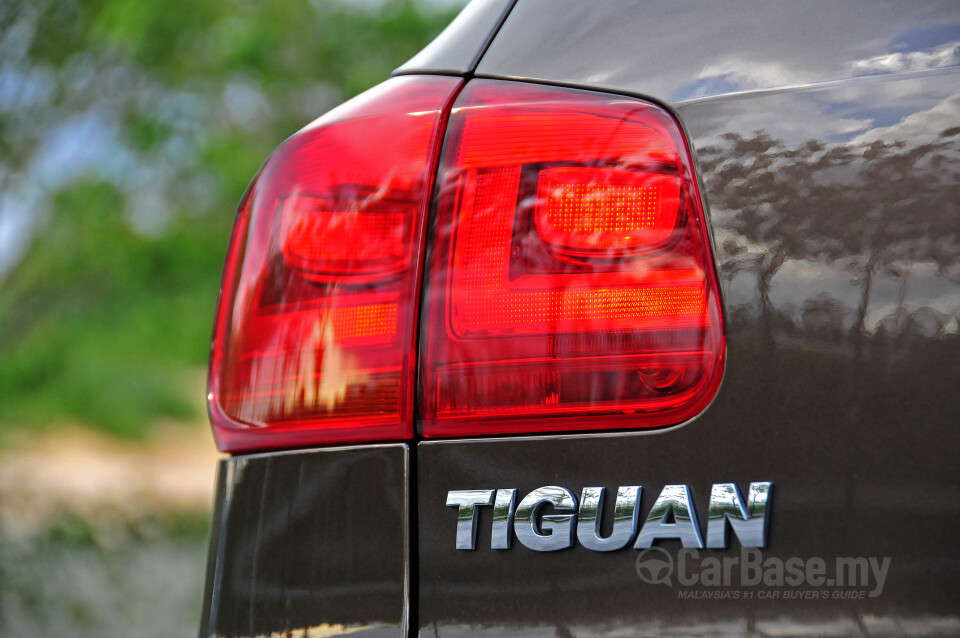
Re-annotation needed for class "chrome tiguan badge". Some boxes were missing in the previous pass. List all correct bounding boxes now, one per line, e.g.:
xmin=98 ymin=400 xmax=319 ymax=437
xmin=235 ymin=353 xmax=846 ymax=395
xmin=446 ymin=483 xmax=772 ymax=552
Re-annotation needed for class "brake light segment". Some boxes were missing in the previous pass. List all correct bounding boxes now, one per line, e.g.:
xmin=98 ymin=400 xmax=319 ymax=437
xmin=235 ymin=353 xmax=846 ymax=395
xmin=420 ymin=80 xmax=725 ymax=437
xmin=209 ymin=76 xmax=461 ymax=452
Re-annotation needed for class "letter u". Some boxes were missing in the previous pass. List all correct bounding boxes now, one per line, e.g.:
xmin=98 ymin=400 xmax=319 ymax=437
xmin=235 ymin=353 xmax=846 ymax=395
xmin=576 ymin=486 xmax=641 ymax=551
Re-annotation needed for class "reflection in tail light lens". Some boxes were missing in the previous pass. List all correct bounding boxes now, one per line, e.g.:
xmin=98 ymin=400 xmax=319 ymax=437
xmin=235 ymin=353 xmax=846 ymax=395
xmin=279 ymin=195 xmax=409 ymax=283
xmin=208 ymin=76 xmax=461 ymax=452
xmin=419 ymin=80 xmax=725 ymax=438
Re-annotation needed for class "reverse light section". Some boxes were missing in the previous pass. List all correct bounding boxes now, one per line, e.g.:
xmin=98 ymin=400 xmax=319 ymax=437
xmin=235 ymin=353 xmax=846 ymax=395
xmin=420 ymin=80 xmax=725 ymax=437
xmin=208 ymin=76 xmax=461 ymax=453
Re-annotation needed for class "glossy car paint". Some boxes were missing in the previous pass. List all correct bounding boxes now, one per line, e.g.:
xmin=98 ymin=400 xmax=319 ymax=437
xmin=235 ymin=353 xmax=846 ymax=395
xmin=394 ymin=0 xmax=513 ymax=75
xmin=476 ymin=0 xmax=960 ymax=102
xmin=200 ymin=445 xmax=409 ymax=637
xmin=201 ymin=1 xmax=960 ymax=636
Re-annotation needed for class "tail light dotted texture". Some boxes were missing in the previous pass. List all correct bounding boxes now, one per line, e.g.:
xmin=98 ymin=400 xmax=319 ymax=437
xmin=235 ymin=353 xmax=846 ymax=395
xmin=208 ymin=76 xmax=461 ymax=452
xmin=419 ymin=80 xmax=725 ymax=437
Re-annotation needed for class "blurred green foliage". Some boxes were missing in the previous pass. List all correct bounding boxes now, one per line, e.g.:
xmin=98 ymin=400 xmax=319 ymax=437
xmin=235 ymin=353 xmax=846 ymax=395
xmin=0 ymin=0 xmax=460 ymax=438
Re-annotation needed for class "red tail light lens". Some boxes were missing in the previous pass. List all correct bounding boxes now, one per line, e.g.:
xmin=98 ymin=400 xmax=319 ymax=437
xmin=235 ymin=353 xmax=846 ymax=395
xmin=279 ymin=195 xmax=408 ymax=283
xmin=419 ymin=80 xmax=725 ymax=437
xmin=208 ymin=76 xmax=461 ymax=452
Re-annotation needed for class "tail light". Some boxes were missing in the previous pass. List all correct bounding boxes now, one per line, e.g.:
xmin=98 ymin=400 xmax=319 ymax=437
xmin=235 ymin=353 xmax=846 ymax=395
xmin=208 ymin=76 xmax=461 ymax=452
xmin=209 ymin=76 xmax=724 ymax=452
xmin=419 ymin=80 xmax=725 ymax=437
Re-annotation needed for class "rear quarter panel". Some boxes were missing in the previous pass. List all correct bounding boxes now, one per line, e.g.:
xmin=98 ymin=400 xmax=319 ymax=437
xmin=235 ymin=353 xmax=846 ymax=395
xmin=416 ymin=1 xmax=960 ymax=635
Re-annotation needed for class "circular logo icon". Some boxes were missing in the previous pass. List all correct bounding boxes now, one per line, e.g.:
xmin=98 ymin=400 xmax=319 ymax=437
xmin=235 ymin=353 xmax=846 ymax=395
xmin=635 ymin=547 xmax=674 ymax=585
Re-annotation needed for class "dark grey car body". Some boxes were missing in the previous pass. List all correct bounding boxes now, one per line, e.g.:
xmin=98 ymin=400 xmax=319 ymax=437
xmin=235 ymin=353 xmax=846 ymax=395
xmin=201 ymin=2 xmax=960 ymax=636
